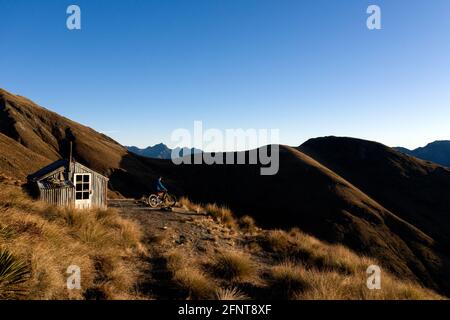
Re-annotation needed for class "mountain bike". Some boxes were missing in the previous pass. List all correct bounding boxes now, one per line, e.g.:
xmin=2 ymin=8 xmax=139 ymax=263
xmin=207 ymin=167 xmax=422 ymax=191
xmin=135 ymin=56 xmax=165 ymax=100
xmin=147 ymin=192 xmax=177 ymax=208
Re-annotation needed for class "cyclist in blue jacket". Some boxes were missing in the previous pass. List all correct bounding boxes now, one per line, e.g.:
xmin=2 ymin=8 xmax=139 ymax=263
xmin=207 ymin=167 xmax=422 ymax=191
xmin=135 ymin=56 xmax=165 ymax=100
xmin=155 ymin=176 xmax=168 ymax=198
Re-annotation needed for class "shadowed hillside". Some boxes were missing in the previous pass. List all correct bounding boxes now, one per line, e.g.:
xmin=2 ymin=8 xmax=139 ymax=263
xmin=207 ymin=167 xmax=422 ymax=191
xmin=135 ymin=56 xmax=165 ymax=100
xmin=1 ymin=88 xmax=449 ymax=296
xmin=300 ymin=137 xmax=450 ymax=248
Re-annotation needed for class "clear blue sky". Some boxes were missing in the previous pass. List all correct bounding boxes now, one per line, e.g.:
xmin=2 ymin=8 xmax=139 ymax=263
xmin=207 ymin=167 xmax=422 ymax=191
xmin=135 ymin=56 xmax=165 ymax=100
xmin=1 ymin=0 xmax=449 ymax=149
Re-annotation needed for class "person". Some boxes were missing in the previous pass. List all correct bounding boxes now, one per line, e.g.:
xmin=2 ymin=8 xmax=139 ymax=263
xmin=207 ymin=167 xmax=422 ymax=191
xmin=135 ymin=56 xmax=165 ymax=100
xmin=155 ymin=176 xmax=168 ymax=199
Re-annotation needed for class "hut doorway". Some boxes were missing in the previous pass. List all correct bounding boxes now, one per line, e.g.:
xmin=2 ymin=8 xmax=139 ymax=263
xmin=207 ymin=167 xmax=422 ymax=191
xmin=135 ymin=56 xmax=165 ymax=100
xmin=74 ymin=173 xmax=92 ymax=209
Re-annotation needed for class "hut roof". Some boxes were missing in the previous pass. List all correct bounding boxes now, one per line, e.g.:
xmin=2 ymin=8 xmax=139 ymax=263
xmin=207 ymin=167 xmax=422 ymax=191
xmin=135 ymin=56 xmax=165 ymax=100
xmin=28 ymin=159 xmax=109 ymax=182
xmin=37 ymin=180 xmax=74 ymax=190
xmin=28 ymin=159 xmax=68 ymax=182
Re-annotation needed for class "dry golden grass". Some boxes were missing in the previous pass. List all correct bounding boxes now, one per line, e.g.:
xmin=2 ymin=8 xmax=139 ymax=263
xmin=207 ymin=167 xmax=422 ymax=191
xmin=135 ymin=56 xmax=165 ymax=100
xmin=264 ymin=260 xmax=443 ymax=300
xmin=212 ymin=250 xmax=256 ymax=282
xmin=172 ymin=267 xmax=216 ymax=299
xmin=238 ymin=215 xmax=257 ymax=233
xmin=260 ymin=234 xmax=444 ymax=300
xmin=205 ymin=204 xmax=236 ymax=228
xmin=215 ymin=287 xmax=249 ymax=300
xmin=179 ymin=197 xmax=256 ymax=233
xmin=268 ymin=261 xmax=310 ymax=299
xmin=165 ymin=248 xmax=186 ymax=272
xmin=293 ymin=267 xmax=443 ymax=300
xmin=179 ymin=197 xmax=204 ymax=214
xmin=258 ymin=229 xmax=373 ymax=275
xmin=164 ymin=248 xmax=216 ymax=299
xmin=0 ymin=184 xmax=144 ymax=300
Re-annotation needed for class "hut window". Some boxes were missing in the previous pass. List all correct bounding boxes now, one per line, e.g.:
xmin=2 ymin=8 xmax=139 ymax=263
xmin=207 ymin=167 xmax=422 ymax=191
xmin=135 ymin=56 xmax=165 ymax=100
xmin=75 ymin=174 xmax=91 ymax=200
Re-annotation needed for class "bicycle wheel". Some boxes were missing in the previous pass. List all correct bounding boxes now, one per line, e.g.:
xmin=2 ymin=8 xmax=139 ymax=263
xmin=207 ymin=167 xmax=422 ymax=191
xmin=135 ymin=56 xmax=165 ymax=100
xmin=165 ymin=194 xmax=177 ymax=207
xmin=148 ymin=194 xmax=159 ymax=208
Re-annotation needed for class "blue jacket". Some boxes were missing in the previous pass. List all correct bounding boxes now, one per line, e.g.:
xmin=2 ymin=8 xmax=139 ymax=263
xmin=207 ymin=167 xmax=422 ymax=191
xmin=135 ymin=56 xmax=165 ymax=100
xmin=155 ymin=179 xmax=167 ymax=192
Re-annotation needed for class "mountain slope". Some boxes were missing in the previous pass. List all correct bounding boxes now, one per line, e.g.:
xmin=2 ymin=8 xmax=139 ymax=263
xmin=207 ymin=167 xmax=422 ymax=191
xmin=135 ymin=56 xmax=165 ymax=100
xmin=299 ymin=136 xmax=450 ymax=248
xmin=1 ymin=88 xmax=449 ymax=295
xmin=0 ymin=132 xmax=50 ymax=179
xmin=395 ymin=141 xmax=450 ymax=167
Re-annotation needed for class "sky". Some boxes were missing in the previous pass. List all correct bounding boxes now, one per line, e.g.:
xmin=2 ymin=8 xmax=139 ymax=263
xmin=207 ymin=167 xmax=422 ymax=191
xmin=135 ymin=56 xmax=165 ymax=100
xmin=1 ymin=0 xmax=450 ymax=150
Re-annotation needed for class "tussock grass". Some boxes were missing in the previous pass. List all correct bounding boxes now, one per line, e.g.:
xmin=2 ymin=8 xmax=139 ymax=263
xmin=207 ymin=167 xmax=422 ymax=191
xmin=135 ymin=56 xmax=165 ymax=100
xmin=165 ymin=248 xmax=216 ymax=299
xmin=215 ymin=287 xmax=249 ymax=300
xmin=258 ymin=229 xmax=371 ymax=275
xmin=292 ymin=268 xmax=443 ymax=300
xmin=0 ymin=184 xmax=143 ymax=300
xmin=172 ymin=267 xmax=216 ymax=299
xmin=179 ymin=197 xmax=257 ymax=233
xmin=238 ymin=215 xmax=257 ymax=233
xmin=212 ymin=250 xmax=255 ymax=281
xmin=165 ymin=249 xmax=186 ymax=272
xmin=268 ymin=261 xmax=309 ymax=299
xmin=205 ymin=204 xmax=236 ymax=228
xmin=258 ymin=230 xmax=443 ymax=300
xmin=179 ymin=197 xmax=204 ymax=214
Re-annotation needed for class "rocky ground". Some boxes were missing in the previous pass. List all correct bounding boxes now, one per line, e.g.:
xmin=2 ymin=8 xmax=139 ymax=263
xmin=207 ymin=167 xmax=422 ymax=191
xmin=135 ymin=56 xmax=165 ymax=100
xmin=110 ymin=200 xmax=260 ymax=299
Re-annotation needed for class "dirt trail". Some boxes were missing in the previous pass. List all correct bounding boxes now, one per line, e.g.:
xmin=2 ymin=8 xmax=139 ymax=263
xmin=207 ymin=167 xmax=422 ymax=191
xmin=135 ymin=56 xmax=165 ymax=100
xmin=109 ymin=200 xmax=247 ymax=299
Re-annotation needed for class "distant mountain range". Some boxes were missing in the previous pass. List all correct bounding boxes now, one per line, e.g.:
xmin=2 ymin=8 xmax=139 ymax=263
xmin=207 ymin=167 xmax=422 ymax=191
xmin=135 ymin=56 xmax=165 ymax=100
xmin=395 ymin=141 xmax=450 ymax=167
xmin=126 ymin=144 xmax=202 ymax=160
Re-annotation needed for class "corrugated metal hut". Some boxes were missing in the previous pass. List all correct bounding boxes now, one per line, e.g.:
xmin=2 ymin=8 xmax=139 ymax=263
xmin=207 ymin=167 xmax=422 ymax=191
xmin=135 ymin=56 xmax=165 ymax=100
xmin=28 ymin=159 xmax=109 ymax=210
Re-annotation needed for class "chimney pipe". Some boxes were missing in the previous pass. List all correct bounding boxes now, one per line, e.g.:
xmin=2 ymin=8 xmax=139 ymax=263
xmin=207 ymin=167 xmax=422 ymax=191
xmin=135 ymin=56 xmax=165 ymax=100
xmin=69 ymin=141 xmax=73 ymax=164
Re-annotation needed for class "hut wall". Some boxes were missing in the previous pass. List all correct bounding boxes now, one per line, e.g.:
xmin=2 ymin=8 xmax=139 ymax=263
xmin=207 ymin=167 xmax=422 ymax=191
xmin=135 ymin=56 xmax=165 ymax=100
xmin=39 ymin=187 xmax=74 ymax=207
